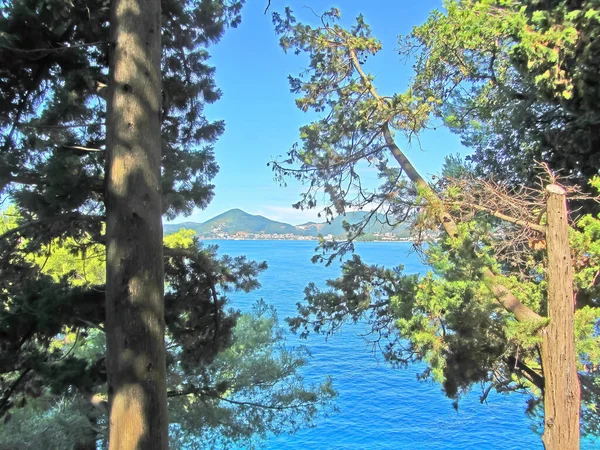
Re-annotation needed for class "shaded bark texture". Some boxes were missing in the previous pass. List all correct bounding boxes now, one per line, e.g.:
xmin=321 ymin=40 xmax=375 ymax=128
xmin=541 ymin=184 xmax=580 ymax=450
xmin=105 ymin=0 xmax=168 ymax=446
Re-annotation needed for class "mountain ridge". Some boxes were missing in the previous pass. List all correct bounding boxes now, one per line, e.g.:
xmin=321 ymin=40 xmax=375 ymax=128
xmin=164 ymin=209 xmax=411 ymax=239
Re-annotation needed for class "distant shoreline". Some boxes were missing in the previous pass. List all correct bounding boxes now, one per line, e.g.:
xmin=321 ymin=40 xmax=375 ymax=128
xmin=196 ymin=237 xmax=415 ymax=243
xmin=163 ymin=208 xmax=417 ymax=242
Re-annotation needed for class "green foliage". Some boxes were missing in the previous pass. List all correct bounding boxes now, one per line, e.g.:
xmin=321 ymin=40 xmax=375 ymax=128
xmin=273 ymin=5 xmax=599 ymax=435
xmin=575 ymin=306 xmax=600 ymax=368
xmin=0 ymin=206 xmax=105 ymax=286
xmin=569 ymin=210 xmax=600 ymax=369
xmin=571 ymin=213 xmax=600 ymax=302
xmin=441 ymin=154 xmax=474 ymax=181
xmin=0 ymin=395 xmax=100 ymax=450
xmin=404 ymin=0 xmax=600 ymax=207
xmin=170 ymin=300 xmax=336 ymax=449
xmin=164 ymin=227 xmax=198 ymax=249
xmin=0 ymin=213 xmax=335 ymax=447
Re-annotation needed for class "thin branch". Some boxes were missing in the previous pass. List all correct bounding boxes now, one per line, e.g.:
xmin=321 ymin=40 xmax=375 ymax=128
xmin=77 ymin=318 xmax=104 ymax=332
xmin=0 ymin=214 xmax=104 ymax=242
xmin=450 ymin=202 xmax=546 ymax=233
xmin=54 ymin=329 xmax=81 ymax=361
xmin=60 ymin=145 xmax=104 ymax=152
xmin=0 ymin=368 xmax=31 ymax=417
xmin=0 ymin=41 xmax=107 ymax=54
xmin=167 ymin=387 xmax=318 ymax=411
xmin=480 ymin=383 xmax=494 ymax=404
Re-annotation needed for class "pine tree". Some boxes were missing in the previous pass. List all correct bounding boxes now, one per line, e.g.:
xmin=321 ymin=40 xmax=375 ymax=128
xmin=0 ymin=0 xmax=241 ymax=424
xmin=271 ymin=6 xmax=599 ymax=447
xmin=0 ymin=2 xmax=335 ymax=446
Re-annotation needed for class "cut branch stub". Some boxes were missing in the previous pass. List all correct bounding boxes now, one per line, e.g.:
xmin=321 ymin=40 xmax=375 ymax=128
xmin=540 ymin=184 xmax=580 ymax=450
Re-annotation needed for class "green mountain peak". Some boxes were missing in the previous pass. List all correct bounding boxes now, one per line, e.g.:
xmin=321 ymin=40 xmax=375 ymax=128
xmin=164 ymin=209 xmax=410 ymax=239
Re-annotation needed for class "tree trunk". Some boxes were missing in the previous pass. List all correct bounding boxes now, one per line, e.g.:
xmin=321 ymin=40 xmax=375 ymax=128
xmin=349 ymin=47 xmax=543 ymax=324
xmin=380 ymin=124 xmax=542 ymax=323
xmin=540 ymin=184 xmax=580 ymax=450
xmin=105 ymin=0 xmax=168 ymax=446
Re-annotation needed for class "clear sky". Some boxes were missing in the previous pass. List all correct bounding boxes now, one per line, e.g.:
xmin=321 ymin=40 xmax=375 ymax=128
xmin=177 ymin=0 xmax=468 ymax=226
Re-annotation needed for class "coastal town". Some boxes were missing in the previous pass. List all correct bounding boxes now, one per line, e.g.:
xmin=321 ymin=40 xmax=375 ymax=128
xmin=196 ymin=230 xmax=414 ymax=241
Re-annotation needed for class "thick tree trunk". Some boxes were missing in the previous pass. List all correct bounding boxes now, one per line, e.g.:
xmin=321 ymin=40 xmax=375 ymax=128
xmin=105 ymin=0 xmax=168 ymax=446
xmin=540 ymin=184 xmax=580 ymax=450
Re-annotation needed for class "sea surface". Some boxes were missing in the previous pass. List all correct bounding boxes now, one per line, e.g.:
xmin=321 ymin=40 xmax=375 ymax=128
xmin=212 ymin=240 xmax=598 ymax=450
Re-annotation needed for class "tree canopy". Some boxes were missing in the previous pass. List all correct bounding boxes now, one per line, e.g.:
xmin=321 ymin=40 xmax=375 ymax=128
xmin=271 ymin=2 xmax=600 ymax=444
xmin=404 ymin=0 xmax=600 ymax=208
xmin=0 ymin=0 xmax=335 ymax=447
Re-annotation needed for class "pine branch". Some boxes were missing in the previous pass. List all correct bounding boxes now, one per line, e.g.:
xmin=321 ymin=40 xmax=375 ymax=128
xmin=0 ymin=174 xmax=45 ymax=186
xmin=167 ymin=386 xmax=320 ymax=410
xmin=0 ymin=116 xmax=105 ymax=129
xmin=60 ymin=145 xmax=104 ymax=152
xmin=506 ymin=355 xmax=599 ymax=399
xmin=0 ymin=41 xmax=107 ymax=54
xmin=346 ymin=46 xmax=543 ymax=324
xmin=0 ymin=214 xmax=105 ymax=241
xmin=0 ymin=173 xmax=104 ymax=193
xmin=0 ymin=368 xmax=31 ymax=418
xmin=506 ymin=356 xmax=544 ymax=391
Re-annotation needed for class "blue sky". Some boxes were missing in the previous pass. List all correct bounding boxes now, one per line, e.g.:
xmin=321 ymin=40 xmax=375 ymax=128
xmin=179 ymin=0 xmax=468 ymax=225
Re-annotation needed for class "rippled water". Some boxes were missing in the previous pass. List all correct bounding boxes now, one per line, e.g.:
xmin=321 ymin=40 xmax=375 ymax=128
xmin=213 ymin=240 xmax=598 ymax=450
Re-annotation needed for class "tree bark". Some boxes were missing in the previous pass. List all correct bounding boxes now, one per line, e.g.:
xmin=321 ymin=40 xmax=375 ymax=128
xmin=348 ymin=47 xmax=543 ymax=324
xmin=350 ymin=45 xmax=582 ymax=446
xmin=381 ymin=124 xmax=542 ymax=323
xmin=105 ymin=0 xmax=167 ymax=446
xmin=540 ymin=184 xmax=580 ymax=450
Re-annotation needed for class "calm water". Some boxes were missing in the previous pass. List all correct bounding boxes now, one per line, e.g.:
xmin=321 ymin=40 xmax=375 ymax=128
xmin=212 ymin=240 xmax=598 ymax=450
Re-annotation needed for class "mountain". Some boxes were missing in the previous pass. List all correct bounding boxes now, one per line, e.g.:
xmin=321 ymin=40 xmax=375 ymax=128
xmin=303 ymin=211 xmax=409 ymax=237
xmin=164 ymin=209 xmax=296 ymax=235
xmin=164 ymin=209 xmax=411 ymax=239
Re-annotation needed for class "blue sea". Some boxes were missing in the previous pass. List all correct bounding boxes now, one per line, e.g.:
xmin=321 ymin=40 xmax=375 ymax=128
xmin=213 ymin=240 xmax=599 ymax=450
